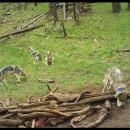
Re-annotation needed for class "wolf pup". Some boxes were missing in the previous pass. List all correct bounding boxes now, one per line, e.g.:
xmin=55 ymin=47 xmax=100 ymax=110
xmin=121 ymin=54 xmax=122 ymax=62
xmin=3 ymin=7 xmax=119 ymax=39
xmin=0 ymin=65 xmax=26 ymax=85
xmin=28 ymin=46 xmax=42 ymax=64
xmin=102 ymin=66 xmax=128 ymax=107
xmin=45 ymin=51 xmax=54 ymax=66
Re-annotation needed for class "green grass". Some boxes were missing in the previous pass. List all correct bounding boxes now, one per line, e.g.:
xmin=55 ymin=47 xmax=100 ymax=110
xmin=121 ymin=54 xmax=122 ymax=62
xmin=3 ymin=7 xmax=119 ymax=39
xmin=0 ymin=2 xmax=130 ymax=103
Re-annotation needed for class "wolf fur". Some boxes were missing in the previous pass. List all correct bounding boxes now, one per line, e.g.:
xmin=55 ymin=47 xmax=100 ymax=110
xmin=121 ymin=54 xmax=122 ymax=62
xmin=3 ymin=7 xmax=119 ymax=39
xmin=102 ymin=66 xmax=128 ymax=107
xmin=28 ymin=46 xmax=42 ymax=64
xmin=0 ymin=65 xmax=26 ymax=85
xmin=45 ymin=51 xmax=54 ymax=66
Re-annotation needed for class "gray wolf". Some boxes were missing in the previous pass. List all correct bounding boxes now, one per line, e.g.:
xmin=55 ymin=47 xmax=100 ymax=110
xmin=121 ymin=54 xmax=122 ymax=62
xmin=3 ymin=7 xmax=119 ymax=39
xmin=102 ymin=66 xmax=128 ymax=107
xmin=0 ymin=65 xmax=26 ymax=85
xmin=28 ymin=46 xmax=42 ymax=64
xmin=45 ymin=51 xmax=54 ymax=66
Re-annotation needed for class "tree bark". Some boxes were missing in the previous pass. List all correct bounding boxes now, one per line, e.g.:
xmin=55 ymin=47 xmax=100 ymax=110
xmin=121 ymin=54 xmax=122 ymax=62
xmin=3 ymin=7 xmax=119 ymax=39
xmin=18 ymin=112 xmax=58 ymax=119
xmin=127 ymin=2 xmax=130 ymax=11
xmin=0 ymin=119 xmax=22 ymax=126
xmin=63 ymin=2 xmax=66 ymax=20
xmin=73 ymin=2 xmax=77 ymax=21
xmin=53 ymin=3 xmax=58 ymax=21
xmin=38 ymin=78 xmax=55 ymax=83
xmin=61 ymin=21 xmax=67 ymax=37
xmin=0 ymin=24 xmax=45 ymax=39
xmin=112 ymin=2 xmax=121 ymax=13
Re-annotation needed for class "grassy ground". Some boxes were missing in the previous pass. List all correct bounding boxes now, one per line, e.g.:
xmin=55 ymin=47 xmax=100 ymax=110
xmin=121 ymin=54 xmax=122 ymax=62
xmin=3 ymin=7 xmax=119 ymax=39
xmin=0 ymin=2 xmax=130 ymax=103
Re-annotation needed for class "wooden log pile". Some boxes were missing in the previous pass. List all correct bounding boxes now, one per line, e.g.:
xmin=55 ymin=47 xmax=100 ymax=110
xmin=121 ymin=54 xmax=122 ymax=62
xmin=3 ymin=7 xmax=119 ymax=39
xmin=0 ymin=86 xmax=129 ymax=128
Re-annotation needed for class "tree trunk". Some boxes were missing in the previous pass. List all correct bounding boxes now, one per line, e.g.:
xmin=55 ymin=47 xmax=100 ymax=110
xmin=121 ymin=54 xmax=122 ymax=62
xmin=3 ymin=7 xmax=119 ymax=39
xmin=112 ymin=2 xmax=121 ymax=13
xmin=49 ymin=2 xmax=53 ymax=15
xmin=127 ymin=2 xmax=130 ymax=11
xmin=24 ymin=3 xmax=28 ymax=10
xmin=53 ymin=3 xmax=58 ymax=21
xmin=17 ymin=2 xmax=21 ymax=11
xmin=63 ymin=2 xmax=66 ymax=21
xmin=73 ymin=2 xmax=77 ymax=21
xmin=34 ymin=2 xmax=37 ymax=6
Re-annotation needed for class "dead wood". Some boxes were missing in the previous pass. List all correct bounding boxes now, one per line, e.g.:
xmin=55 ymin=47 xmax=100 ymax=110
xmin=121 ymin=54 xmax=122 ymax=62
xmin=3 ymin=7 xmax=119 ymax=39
xmin=45 ymin=117 xmax=65 ymax=126
xmin=18 ymin=102 xmax=50 ymax=108
xmin=113 ymin=48 xmax=130 ymax=52
xmin=54 ymin=106 xmax=87 ymax=112
xmin=15 ymin=11 xmax=49 ymax=32
xmin=74 ymin=91 xmax=91 ymax=103
xmin=38 ymin=78 xmax=55 ymax=83
xmin=0 ymin=24 xmax=45 ymax=39
xmin=18 ymin=125 xmax=26 ymax=128
xmin=9 ymin=107 xmax=72 ymax=117
xmin=27 ymin=95 xmax=32 ymax=104
xmin=36 ymin=34 xmax=89 ymax=39
xmin=18 ymin=112 xmax=58 ymax=119
xmin=70 ymin=114 xmax=88 ymax=128
xmin=105 ymin=100 xmax=111 ymax=113
xmin=24 ymin=121 xmax=31 ymax=128
xmin=70 ymin=105 xmax=101 ymax=128
xmin=47 ymin=84 xmax=51 ymax=91
xmin=0 ymin=101 xmax=6 ymax=108
xmin=65 ymin=104 xmax=91 ymax=117
xmin=82 ymin=92 xmax=113 ymax=98
xmin=5 ymin=98 xmax=11 ymax=106
xmin=31 ymin=119 xmax=36 ymax=128
xmin=76 ymin=100 xmax=111 ymax=128
xmin=42 ymin=86 xmax=58 ymax=101
xmin=61 ymin=21 xmax=67 ymax=37
xmin=0 ymin=105 xmax=17 ymax=113
xmin=59 ymin=92 xmax=115 ymax=107
xmin=8 ymin=105 xmax=87 ymax=114
xmin=44 ymin=93 xmax=79 ymax=103
xmin=0 ymin=113 xmax=14 ymax=119
xmin=66 ymin=105 xmax=101 ymax=117
xmin=94 ymin=39 xmax=102 ymax=48
xmin=0 ymin=118 xmax=22 ymax=126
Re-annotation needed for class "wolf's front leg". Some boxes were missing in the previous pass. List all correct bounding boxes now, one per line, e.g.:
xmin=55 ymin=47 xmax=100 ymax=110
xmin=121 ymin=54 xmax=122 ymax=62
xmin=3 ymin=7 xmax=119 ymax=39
xmin=14 ymin=74 xmax=21 ymax=82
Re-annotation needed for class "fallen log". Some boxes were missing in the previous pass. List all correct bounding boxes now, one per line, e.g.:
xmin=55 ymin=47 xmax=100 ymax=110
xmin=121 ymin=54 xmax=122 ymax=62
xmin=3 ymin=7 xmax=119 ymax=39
xmin=9 ymin=108 xmax=72 ymax=117
xmin=38 ymin=78 xmax=55 ymax=83
xmin=8 ymin=105 xmax=87 ymax=114
xmin=43 ymin=92 xmax=79 ymax=103
xmin=0 ymin=119 xmax=22 ymax=126
xmin=0 ymin=24 xmax=45 ymax=39
xmin=15 ymin=11 xmax=49 ymax=32
xmin=66 ymin=105 xmax=101 ymax=117
xmin=18 ymin=112 xmax=58 ymax=119
xmin=59 ymin=92 xmax=115 ymax=107
xmin=18 ymin=101 xmax=50 ymax=108
xmin=0 ymin=105 xmax=17 ymax=113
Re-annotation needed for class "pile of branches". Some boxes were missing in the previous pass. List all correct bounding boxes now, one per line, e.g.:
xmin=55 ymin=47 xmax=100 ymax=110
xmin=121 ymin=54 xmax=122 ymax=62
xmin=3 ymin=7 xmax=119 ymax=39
xmin=0 ymin=83 xmax=122 ymax=128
